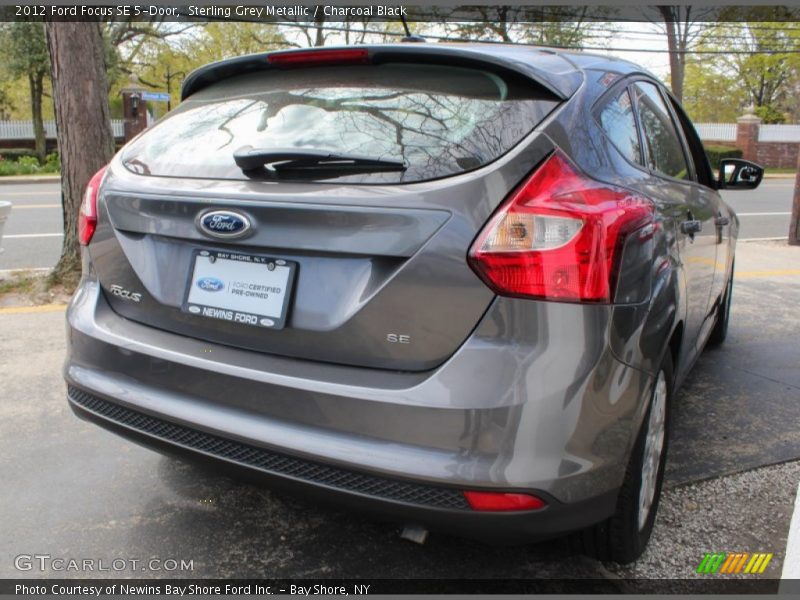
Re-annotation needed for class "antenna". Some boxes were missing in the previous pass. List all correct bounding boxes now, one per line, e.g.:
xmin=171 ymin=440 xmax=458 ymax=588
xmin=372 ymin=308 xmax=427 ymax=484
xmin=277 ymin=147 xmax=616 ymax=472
xmin=400 ymin=15 xmax=426 ymax=43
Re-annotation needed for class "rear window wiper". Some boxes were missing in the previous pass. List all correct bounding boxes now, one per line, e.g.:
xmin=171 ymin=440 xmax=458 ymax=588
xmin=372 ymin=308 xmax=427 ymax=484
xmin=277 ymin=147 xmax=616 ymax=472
xmin=233 ymin=146 xmax=407 ymax=174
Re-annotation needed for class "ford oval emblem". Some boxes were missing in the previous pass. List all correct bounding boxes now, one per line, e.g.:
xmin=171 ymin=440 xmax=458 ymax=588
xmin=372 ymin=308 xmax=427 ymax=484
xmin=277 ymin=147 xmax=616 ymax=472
xmin=198 ymin=210 xmax=251 ymax=238
xmin=196 ymin=277 xmax=225 ymax=292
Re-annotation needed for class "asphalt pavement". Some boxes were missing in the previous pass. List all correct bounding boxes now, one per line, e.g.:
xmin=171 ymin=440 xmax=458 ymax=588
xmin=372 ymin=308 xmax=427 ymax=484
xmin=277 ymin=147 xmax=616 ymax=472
xmin=0 ymin=178 xmax=797 ymax=271
xmin=1 ymin=240 xmax=799 ymax=585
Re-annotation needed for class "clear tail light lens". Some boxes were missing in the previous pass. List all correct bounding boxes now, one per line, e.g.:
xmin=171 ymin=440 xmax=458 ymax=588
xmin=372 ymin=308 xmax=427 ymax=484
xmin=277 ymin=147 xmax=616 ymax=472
xmin=78 ymin=165 xmax=108 ymax=246
xmin=468 ymin=150 xmax=654 ymax=303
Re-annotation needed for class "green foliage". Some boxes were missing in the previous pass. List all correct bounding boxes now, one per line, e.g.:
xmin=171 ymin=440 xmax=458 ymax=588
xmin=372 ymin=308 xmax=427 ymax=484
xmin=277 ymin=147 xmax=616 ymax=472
xmin=684 ymin=14 xmax=800 ymax=123
xmin=0 ymin=22 xmax=50 ymax=78
xmin=753 ymin=105 xmax=786 ymax=124
xmin=0 ymin=152 xmax=60 ymax=176
xmin=682 ymin=60 xmax=746 ymax=122
xmin=704 ymin=145 xmax=743 ymax=169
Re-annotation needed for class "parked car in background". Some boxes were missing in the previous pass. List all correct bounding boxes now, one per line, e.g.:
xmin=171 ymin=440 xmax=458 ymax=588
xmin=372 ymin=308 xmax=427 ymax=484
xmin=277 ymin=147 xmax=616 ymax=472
xmin=65 ymin=44 xmax=762 ymax=563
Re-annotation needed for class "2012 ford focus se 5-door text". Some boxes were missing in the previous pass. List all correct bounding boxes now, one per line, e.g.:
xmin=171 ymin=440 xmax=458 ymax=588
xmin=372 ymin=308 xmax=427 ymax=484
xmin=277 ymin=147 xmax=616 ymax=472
xmin=65 ymin=44 xmax=763 ymax=563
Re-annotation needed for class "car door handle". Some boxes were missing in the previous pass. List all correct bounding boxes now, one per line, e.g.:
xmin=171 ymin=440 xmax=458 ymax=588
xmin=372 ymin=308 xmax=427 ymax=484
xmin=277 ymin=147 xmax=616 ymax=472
xmin=715 ymin=216 xmax=730 ymax=227
xmin=680 ymin=220 xmax=702 ymax=235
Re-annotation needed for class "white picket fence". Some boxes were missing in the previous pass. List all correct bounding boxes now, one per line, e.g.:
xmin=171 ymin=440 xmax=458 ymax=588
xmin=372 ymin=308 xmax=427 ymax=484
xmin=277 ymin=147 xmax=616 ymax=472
xmin=0 ymin=119 xmax=125 ymax=140
xmin=693 ymin=122 xmax=800 ymax=143
xmin=694 ymin=123 xmax=737 ymax=142
xmin=759 ymin=124 xmax=800 ymax=142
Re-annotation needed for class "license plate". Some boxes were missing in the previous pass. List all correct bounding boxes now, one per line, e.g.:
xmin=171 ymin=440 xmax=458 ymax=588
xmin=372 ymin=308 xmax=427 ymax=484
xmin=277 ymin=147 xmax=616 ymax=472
xmin=181 ymin=249 xmax=296 ymax=329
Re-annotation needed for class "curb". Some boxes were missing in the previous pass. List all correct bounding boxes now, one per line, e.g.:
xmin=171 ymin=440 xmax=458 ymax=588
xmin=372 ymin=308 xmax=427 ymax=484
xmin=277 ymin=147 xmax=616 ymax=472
xmin=0 ymin=175 xmax=61 ymax=185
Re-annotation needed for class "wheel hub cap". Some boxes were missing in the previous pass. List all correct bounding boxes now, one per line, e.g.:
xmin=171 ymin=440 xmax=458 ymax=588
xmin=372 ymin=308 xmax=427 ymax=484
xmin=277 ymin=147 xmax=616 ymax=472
xmin=638 ymin=370 xmax=667 ymax=531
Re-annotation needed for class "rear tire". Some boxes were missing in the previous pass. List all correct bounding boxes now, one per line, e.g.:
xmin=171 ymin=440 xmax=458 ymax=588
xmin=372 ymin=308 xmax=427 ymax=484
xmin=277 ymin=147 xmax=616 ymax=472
xmin=707 ymin=269 xmax=733 ymax=347
xmin=570 ymin=354 xmax=672 ymax=564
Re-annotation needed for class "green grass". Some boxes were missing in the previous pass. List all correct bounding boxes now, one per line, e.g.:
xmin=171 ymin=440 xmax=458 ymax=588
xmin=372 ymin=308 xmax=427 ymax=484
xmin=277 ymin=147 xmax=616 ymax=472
xmin=764 ymin=168 xmax=797 ymax=176
xmin=0 ymin=273 xmax=39 ymax=295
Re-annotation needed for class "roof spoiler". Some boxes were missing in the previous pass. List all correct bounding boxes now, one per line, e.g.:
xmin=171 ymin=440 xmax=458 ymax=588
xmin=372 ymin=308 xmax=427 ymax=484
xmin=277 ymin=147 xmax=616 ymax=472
xmin=180 ymin=44 xmax=582 ymax=102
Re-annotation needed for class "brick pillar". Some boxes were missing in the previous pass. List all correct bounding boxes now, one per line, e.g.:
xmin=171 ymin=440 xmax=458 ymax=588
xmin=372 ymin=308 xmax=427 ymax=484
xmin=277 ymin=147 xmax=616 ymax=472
xmin=735 ymin=110 xmax=761 ymax=162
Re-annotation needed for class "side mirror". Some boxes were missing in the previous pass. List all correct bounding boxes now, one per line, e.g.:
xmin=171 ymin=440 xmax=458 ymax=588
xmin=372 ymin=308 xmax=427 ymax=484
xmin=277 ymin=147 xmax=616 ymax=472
xmin=717 ymin=158 xmax=763 ymax=190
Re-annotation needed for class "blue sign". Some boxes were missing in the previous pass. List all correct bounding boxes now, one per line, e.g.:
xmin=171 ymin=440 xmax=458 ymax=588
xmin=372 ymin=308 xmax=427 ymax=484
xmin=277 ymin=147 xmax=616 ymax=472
xmin=141 ymin=92 xmax=170 ymax=102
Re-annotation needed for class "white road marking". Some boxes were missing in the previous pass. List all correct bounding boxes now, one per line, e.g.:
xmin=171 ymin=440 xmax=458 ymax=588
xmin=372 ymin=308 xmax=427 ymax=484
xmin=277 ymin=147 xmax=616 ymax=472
xmin=0 ymin=267 xmax=51 ymax=275
xmin=781 ymin=482 xmax=800 ymax=579
xmin=7 ymin=203 xmax=60 ymax=209
xmin=0 ymin=191 xmax=60 ymax=196
xmin=739 ymin=236 xmax=788 ymax=242
xmin=3 ymin=233 xmax=63 ymax=239
xmin=738 ymin=212 xmax=791 ymax=217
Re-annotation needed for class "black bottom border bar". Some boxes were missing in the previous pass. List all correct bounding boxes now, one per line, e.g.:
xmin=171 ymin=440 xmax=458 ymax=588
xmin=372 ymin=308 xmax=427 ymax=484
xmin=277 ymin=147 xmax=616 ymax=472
xmin=1 ymin=578 xmax=783 ymax=594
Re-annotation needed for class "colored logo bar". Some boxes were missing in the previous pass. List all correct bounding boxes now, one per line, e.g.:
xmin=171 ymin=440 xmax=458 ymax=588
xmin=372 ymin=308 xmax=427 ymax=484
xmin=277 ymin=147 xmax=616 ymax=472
xmin=697 ymin=552 xmax=773 ymax=574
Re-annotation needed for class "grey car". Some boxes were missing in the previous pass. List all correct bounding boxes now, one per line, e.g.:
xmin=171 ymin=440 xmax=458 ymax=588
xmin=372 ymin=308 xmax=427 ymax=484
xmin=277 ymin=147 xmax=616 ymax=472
xmin=65 ymin=44 xmax=762 ymax=563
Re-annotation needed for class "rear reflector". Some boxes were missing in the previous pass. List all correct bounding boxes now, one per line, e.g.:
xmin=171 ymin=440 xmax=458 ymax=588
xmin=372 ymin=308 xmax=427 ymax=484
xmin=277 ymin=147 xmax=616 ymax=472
xmin=268 ymin=49 xmax=370 ymax=68
xmin=78 ymin=165 xmax=108 ymax=246
xmin=468 ymin=150 xmax=654 ymax=303
xmin=464 ymin=491 xmax=547 ymax=512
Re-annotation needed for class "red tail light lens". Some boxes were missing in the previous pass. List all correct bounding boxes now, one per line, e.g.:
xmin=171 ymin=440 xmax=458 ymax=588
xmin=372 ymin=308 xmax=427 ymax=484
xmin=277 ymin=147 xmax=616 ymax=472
xmin=464 ymin=491 xmax=547 ymax=512
xmin=78 ymin=165 xmax=107 ymax=246
xmin=468 ymin=150 xmax=654 ymax=303
xmin=267 ymin=49 xmax=370 ymax=68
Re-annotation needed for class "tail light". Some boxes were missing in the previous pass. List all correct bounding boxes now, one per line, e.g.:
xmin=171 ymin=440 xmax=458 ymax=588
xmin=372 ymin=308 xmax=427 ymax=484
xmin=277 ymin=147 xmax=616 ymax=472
xmin=78 ymin=165 xmax=108 ymax=246
xmin=267 ymin=49 xmax=370 ymax=68
xmin=468 ymin=150 xmax=654 ymax=303
xmin=464 ymin=491 xmax=547 ymax=512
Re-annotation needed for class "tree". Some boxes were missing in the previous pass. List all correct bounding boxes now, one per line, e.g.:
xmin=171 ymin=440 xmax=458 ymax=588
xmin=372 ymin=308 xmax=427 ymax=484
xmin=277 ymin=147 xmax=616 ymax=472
xmin=440 ymin=7 xmax=605 ymax=47
xmin=653 ymin=7 xmax=712 ymax=102
xmin=1 ymin=23 xmax=50 ymax=163
xmin=681 ymin=60 xmax=745 ymax=121
xmin=45 ymin=22 xmax=115 ymax=281
xmin=696 ymin=11 xmax=800 ymax=119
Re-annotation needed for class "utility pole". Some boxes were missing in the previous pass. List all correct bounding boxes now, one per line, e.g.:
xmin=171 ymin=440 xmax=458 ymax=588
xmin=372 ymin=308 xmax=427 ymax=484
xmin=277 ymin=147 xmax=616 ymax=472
xmin=790 ymin=152 xmax=800 ymax=245
xmin=164 ymin=65 xmax=185 ymax=112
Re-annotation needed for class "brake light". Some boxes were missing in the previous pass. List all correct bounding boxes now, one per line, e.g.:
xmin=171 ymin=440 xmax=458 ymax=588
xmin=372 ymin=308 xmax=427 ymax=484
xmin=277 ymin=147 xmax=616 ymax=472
xmin=464 ymin=491 xmax=547 ymax=512
xmin=468 ymin=151 xmax=654 ymax=303
xmin=267 ymin=49 xmax=370 ymax=68
xmin=78 ymin=165 xmax=107 ymax=246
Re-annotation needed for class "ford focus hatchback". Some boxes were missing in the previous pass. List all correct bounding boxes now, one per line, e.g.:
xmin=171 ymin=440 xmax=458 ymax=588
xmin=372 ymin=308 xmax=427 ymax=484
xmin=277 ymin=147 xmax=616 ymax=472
xmin=65 ymin=44 xmax=761 ymax=563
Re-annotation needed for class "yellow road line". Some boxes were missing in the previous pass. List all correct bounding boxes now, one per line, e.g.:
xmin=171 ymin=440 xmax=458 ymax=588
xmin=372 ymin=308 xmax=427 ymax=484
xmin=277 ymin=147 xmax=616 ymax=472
xmin=0 ymin=304 xmax=67 ymax=315
xmin=737 ymin=269 xmax=800 ymax=278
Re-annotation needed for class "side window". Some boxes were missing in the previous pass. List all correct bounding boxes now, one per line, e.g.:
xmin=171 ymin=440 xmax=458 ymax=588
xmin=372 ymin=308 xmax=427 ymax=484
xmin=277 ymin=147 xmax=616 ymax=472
xmin=632 ymin=82 xmax=692 ymax=181
xmin=598 ymin=88 xmax=643 ymax=166
xmin=668 ymin=97 xmax=715 ymax=188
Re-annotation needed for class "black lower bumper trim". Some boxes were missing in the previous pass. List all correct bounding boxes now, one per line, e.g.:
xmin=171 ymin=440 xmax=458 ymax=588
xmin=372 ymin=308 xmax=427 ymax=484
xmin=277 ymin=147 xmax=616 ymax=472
xmin=67 ymin=385 xmax=469 ymax=510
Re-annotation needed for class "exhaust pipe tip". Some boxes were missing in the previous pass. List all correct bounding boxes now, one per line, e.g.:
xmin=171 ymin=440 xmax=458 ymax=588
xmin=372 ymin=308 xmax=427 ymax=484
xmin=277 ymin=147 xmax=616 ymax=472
xmin=399 ymin=523 xmax=429 ymax=545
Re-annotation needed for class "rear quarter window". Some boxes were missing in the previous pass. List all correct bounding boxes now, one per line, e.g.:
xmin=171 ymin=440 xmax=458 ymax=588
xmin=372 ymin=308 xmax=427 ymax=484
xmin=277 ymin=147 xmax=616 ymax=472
xmin=121 ymin=63 xmax=560 ymax=184
xmin=598 ymin=88 xmax=643 ymax=166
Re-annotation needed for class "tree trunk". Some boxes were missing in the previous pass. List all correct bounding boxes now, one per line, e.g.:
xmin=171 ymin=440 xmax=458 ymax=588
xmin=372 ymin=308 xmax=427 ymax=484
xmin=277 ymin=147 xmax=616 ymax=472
xmin=45 ymin=22 xmax=115 ymax=281
xmin=313 ymin=13 xmax=325 ymax=46
xmin=660 ymin=7 xmax=685 ymax=102
xmin=790 ymin=152 xmax=800 ymax=245
xmin=29 ymin=71 xmax=46 ymax=164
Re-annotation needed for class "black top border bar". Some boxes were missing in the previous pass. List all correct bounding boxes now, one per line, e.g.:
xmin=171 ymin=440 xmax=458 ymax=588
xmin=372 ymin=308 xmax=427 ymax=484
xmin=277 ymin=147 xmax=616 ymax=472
xmin=3 ymin=4 xmax=800 ymax=22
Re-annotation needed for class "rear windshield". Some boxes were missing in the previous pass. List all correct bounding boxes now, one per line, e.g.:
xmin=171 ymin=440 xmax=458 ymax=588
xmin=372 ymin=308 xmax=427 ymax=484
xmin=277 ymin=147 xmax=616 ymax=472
xmin=121 ymin=63 xmax=559 ymax=184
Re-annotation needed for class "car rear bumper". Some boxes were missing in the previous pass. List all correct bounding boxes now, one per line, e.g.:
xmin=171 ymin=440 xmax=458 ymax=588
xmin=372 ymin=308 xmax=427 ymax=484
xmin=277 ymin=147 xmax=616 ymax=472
xmin=67 ymin=384 xmax=617 ymax=543
xmin=65 ymin=276 xmax=653 ymax=541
